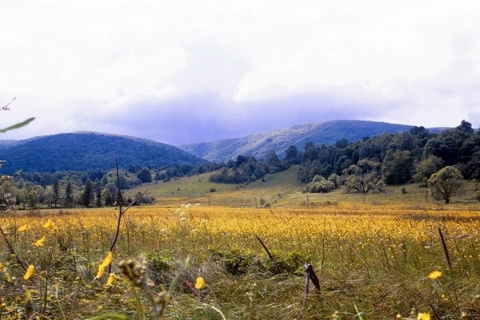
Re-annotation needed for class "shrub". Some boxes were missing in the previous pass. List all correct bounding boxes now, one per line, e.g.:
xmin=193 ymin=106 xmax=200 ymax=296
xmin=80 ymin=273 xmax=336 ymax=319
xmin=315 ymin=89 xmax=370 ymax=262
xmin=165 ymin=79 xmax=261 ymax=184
xmin=304 ymin=175 xmax=336 ymax=193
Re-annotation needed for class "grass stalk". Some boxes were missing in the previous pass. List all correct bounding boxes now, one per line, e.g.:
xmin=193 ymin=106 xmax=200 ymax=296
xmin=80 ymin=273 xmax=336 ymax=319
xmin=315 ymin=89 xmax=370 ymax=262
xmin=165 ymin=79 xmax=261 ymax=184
xmin=209 ymin=305 xmax=227 ymax=320
xmin=41 ymin=272 xmax=49 ymax=314
xmin=438 ymin=227 xmax=452 ymax=270
xmin=354 ymin=305 xmax=364 ymax=320
xmin=108 ymin=159 xmax=147 ymax=273
xmin=437 ymin=226 xmax=461 ymax=317
xmin=0 ymin=208 xmax=27 ymax=271
xmin=255 ymin=235 xmax=274 ymax=262
xmin=87 ymin=314 xmax=129 ymax=320
xmin=0 ymin=226 xmax=27 ymax=271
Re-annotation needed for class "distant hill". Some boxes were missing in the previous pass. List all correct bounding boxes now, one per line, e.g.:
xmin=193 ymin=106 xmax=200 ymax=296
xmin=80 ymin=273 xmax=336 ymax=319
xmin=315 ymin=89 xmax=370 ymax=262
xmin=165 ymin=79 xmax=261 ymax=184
xmin=0 ymin=139 xmax=22 ymax=149
xmin=179 ymin=120 xmax=433 ymax=162
xmin=0 ymin=132 xmax=206 ymax=174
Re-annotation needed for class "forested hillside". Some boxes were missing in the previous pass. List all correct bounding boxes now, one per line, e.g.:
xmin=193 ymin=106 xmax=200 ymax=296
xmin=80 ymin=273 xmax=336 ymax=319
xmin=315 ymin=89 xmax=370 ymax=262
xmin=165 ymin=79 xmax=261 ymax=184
xmin=292 ymin=120 xmax=480 ymax=203
xmin=207 ymin=120 xmax=479 ymax=204
xmin=0 ymin=132 xmax=206 ymax=174
xmin=180 ymin=120 xmax=428 ymax=162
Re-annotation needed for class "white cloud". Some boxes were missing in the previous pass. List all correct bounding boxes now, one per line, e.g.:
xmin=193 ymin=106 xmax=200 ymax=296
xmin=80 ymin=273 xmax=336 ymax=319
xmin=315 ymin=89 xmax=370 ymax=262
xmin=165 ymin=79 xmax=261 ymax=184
xmin=234 ymin=1 xmax=475 ymax=101
xmin=1 ymin=0 xmax=480 ymax=142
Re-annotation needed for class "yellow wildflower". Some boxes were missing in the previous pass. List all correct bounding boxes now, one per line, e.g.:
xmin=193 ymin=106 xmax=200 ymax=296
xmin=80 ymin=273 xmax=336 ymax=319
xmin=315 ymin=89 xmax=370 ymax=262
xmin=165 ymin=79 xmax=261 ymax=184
xmin=100 ymin=251 xmax=113 ymax=268
xmin=417 ymin=313 xmax=430 ymax=320
xmin=43 ymin=219 xmax=58 ymax=232
xmin=428 ymin=270 xmax=442 ymax=279
xmin=106 ymin=273 xmax=115 ymax=286
xmin=34 ymin=235 xmax=46 ymax=247
xmin=43 ymin=219 xmax=55 ymax=229
xmin=23 ymin=265 xmax=35 ymax=280
xmin=18 ymin=224 xmax=29 ymax=232
xmin=195 ymin=276 xmax=205 ymax=289
xmin=95 ymin=251 xmax=113 ymax=279
xmin=96 ymin=265 xmax=105 ymax=279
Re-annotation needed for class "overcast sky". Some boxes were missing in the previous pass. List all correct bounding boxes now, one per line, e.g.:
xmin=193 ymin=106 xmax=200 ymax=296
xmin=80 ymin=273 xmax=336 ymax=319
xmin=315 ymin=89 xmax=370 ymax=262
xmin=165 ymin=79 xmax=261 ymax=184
xmin=1 ymin=1 xmax=479 ymax=145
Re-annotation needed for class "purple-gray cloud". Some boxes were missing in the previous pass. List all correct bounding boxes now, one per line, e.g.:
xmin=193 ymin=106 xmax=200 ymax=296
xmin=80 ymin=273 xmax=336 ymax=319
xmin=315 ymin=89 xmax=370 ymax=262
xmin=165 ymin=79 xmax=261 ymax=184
xmin=75 ymin=91 xmax=389 ymax=145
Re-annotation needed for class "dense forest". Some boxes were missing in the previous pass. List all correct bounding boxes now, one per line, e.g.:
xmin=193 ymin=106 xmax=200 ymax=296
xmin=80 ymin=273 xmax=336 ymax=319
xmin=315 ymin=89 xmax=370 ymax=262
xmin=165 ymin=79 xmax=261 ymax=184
xmin=0 ymin=132 xmax=206 ymax=173
xmin=296 ymin=121 xmax=479 ymax=181
xmin=211 ymin=120 xmax=479 ymax=184
xmin=0 ymin=120 xmax=478 ymax=209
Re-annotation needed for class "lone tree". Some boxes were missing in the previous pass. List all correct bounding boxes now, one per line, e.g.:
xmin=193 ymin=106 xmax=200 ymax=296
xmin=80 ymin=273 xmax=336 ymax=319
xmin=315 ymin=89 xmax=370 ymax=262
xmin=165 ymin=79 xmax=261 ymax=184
xmin=428 ymin=166 xmax=465 ymax=204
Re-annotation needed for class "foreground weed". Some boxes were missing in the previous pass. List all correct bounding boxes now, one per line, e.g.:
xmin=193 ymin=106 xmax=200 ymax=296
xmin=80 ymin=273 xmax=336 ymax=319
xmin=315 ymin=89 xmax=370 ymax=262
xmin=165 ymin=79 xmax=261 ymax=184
xmin=299 ymin=263 xmax=321 ymax=319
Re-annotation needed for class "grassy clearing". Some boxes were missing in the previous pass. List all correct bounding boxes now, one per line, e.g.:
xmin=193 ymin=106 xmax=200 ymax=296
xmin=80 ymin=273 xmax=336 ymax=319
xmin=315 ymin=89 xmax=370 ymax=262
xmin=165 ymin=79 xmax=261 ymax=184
xmin=129 ymin=166 xmax=479 ymax=210
xmin=132 ymin=166 xmax=304 ymax=208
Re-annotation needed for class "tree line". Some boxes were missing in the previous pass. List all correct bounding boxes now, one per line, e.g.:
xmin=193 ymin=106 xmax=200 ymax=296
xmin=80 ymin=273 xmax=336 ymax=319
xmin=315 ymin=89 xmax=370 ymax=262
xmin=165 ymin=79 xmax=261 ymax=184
xmin=0 ymin=162 xmax=220 ymax=209
xmin=296 ymin=120 xmax=480 ymax=203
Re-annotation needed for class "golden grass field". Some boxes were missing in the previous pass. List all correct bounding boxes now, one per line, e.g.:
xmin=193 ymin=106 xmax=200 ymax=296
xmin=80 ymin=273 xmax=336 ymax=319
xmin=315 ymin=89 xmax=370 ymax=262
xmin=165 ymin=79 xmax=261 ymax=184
xmin=1 ymin=168 xmax=480 ymax=319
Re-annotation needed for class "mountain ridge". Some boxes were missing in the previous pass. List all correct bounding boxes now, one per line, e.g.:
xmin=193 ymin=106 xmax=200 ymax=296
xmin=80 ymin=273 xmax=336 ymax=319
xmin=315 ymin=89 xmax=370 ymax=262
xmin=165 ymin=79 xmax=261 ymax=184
xmin=179 ymin=120 xmax=435 ymax=162
xmin=0 ymin=120 xmax=446 ymax=173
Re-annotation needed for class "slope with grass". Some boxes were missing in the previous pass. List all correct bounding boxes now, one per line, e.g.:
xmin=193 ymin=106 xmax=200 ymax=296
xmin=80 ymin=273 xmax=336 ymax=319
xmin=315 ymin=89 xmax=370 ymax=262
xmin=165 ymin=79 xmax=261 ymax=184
xmin=130 ymin=165 xmax=304 ymax=207
xmin=128 ymin=165 xmax=480 ymax=210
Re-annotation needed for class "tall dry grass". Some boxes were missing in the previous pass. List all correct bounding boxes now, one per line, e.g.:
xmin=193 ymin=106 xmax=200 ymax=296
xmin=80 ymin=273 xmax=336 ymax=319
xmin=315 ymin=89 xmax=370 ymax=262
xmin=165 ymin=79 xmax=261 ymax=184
xmin=0 ymin=204 xmax=479 ymax=319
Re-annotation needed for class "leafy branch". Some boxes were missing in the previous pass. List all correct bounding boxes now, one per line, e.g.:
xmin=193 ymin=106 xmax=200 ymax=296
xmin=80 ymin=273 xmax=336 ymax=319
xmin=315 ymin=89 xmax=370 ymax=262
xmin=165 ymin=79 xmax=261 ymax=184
xmin=1 ymin=97 xmax=35 ymax=133
xmin=0 ymin=117 xmax=35 ymax=133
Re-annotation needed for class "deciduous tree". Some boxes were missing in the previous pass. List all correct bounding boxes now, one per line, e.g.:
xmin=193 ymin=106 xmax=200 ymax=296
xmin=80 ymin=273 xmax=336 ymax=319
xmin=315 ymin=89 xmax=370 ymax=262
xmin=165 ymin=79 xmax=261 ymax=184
xmin=413 ymin=155 xmax=444 ymax=183
xmin=428 ymin=166 xmax=464 ymax=204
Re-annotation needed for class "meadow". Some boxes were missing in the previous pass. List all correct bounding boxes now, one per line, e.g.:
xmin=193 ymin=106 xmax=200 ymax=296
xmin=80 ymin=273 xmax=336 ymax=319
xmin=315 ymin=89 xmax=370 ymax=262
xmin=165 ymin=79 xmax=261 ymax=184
xmin=1 ymin=168 xmax=480 ymax=319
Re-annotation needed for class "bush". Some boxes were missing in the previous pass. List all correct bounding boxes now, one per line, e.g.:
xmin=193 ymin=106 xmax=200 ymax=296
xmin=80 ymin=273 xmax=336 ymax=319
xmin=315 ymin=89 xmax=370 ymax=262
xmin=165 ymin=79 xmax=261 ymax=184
xmin=304 ymin=175 xmax=336 ymax=193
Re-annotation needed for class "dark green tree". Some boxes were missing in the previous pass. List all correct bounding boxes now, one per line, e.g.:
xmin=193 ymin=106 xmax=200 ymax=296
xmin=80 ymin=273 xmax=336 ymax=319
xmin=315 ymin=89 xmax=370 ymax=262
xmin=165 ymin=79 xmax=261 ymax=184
xmin=285 ymin=145 xmax=301 ymax=164
xmin=382 ymin=150 xmax=414 ymax=185
xmin=303 ymin=142 xmax=319 ymax=161
xmin=96 ymin=189 xmax=102 ymax=207
xmin=63 ymin=180 xmax=74 ymax=208
xmin=53 ymin=179 xmax=60 ymax=208
xmin=424 ymin=121 xmax=473 ymax=166
xmin=80 ymin=179 xmax=94 ymax=207
xmin=102 ymin=188 xmax=113 ymax=206
xmin=137 ymin=167 xmax=152 ymax=183
xmin=265 ymin=150 xmax=282 ymax=173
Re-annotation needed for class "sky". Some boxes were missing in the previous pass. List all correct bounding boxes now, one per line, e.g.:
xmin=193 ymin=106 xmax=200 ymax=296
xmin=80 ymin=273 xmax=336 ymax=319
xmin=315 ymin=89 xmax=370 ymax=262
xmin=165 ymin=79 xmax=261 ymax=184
xmin=1 ymin=1 xmax=480 ymax=145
